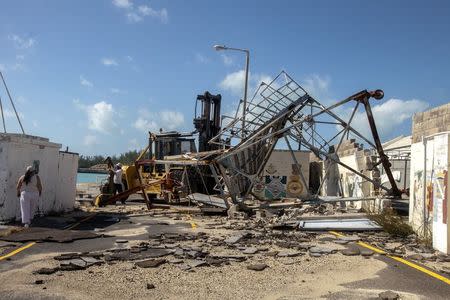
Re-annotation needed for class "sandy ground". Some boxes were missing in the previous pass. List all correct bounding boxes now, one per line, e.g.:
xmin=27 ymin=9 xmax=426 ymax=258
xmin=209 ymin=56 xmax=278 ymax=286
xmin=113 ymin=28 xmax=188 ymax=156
xmin=0 ymin=205 xmax=445 ymax=299
xmin=0 ymin=249 xmax=395 ymax=300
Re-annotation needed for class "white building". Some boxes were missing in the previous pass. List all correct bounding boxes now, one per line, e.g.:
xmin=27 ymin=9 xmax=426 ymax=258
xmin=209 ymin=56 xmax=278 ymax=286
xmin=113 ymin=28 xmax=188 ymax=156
xmin=410 ymin=103 xmax=450 ymax=254
xmin=0 ymin=133 xmax=78 ymax=221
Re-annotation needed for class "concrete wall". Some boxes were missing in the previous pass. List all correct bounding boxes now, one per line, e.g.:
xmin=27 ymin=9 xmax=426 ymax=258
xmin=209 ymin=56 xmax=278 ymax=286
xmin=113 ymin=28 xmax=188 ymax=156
xmin=253 ymin=150 xmax=310 ymax=200
xmin=410 ymin=102 xmax=450 ymax=253
xmin=0 ymin=133 xmax=78 ymax=221
xmin=320 ymin=140 xmax=378 ymax=209
xmin=379 ymin=159 xmax=410 ymax=191
xmin=409 ymin=134 xmax=450 ymax=253
xmin=412 ymin=103 xmax=450 ymax=143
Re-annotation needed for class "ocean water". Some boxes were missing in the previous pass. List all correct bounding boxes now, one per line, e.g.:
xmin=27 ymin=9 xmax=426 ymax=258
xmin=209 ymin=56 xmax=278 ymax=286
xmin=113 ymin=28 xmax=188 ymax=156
xmin=77 ymin=172 xmax=108 ymax=184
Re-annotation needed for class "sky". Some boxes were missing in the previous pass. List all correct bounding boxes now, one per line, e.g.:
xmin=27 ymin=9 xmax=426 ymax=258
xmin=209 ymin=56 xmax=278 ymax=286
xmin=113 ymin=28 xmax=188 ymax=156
xmin=0 ymin=0 xmax=449 ymax=156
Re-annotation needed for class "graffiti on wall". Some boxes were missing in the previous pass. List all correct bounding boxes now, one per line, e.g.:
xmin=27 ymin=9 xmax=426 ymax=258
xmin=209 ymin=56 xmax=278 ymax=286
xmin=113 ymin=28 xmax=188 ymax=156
xmin=253 ymin=163 xmax=305 ymax=200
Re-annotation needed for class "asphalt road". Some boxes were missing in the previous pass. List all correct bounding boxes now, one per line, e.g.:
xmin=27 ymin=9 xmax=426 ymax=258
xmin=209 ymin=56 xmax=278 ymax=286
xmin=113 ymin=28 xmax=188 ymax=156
xmin=1 ymin=212 xmax=450 ymax=299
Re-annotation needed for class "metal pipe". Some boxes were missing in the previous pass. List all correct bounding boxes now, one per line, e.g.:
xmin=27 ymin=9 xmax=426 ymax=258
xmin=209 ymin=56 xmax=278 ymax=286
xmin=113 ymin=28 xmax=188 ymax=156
xmin=0 ymin=71 xmax=25 ymax=134
xmin=0 ymin=95 xmax=6 ymax=133
xmin=242 ymin=50 xmax=249 ymax=138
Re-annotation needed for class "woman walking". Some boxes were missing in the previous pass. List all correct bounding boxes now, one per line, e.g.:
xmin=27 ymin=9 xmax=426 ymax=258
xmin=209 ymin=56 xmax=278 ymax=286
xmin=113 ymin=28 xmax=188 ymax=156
xmin=16 ymin=166 xmax=42 ymax=227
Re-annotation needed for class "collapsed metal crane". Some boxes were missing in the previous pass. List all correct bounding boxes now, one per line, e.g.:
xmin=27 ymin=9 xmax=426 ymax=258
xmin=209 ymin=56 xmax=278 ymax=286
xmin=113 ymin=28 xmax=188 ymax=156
xmin=207 ymin=71 xmax=401 ymax=204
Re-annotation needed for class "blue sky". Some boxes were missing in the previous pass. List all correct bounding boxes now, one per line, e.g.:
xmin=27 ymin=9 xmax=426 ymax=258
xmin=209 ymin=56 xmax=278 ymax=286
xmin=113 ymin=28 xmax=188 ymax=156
xmin=0 ymin=0 xmax=449 ymax=156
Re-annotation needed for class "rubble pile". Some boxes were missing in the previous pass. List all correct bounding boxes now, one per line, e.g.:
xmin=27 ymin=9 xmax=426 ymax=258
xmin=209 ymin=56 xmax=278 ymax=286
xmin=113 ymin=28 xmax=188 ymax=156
xmin=31 ymin=208 xmax=450 ymax=278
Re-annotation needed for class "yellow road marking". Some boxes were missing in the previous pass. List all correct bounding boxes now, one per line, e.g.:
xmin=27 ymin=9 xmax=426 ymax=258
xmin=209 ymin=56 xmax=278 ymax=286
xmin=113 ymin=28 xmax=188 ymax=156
xmin=0 ymin=242 xmax=36 ymax=261
xmin=1 ymin=213 xmax=97 ymax=262
xmin=186 ymin=214 xmax=197 ymax=230
xmin=329 ymin=231 xmax=450 ymax=285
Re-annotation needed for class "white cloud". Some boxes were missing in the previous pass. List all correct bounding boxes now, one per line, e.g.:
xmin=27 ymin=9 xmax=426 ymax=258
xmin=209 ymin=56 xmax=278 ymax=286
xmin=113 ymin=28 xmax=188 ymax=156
xmin=133 ymin=108 xmax=184 ymax=132
xmin=138 ymin=5 xmax=168 ymax=23
xmin=83 ymin=135 xmax=99 ymax=146
xmin=219 ymin=70 xmax=272 ymax=97
xmin=127 ymin=12 xmax=142 ymax=23
xmin=8 ymin=34 xmax=36 ymax=49
xmin=221 ymin=54 xmax=233 ymax=66
xmin=10 ymin=63 xmax=25 ymax=71
xmin=113 ymin=0 xmax=132 ymax=8
xmin=160 ymin=111 xmax=184 ymax=130
xmin=338 ymin=98 xmax=428 ymax=140
xmin=74 ymin=100 xmax=117 ymax=134
xmin=16 ymin=96 xmax=28 ymax=104
xmin=110 ymin=88 xmax=126 ymax=94
xmin=125 ymin=55 xmax=133 ymax=62
xmin=302 ymin=74 xmax=331 ymax=103
xmin=16 ymin=55 xmax=25 ymax=61
xmin=101 ymin=58 xmax=118 ymax=66
xmin=134 ymin=117 xmax=158 ymax=132
xmin=3 ymin=109 xmax=25 ymax=119
xmin=113 ymin=1 xmax=168 ymax=24
xmin=80 ymin=75 xmax=93 ymax=87
xmin=195 ymin=53 xmax=209 ymax=64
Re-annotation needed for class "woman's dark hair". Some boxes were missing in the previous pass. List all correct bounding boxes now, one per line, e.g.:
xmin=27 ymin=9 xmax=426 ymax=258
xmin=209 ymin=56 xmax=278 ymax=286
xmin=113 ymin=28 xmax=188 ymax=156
xmin=24 ymin=169 xmax=34 ymax=185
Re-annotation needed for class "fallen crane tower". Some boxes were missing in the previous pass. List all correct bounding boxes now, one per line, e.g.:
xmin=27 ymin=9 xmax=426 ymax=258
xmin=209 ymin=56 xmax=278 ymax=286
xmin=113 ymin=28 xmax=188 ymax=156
xmin=204 ymin=71 xmax=403 ymax=205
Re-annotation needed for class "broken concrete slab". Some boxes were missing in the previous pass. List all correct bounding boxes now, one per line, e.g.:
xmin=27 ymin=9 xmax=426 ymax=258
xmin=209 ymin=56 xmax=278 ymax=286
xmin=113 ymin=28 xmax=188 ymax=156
xmin=360 ymin=249 xmax=374 ymax=257
xmin=0 ymin=227 xmax=100 ymax=243
xmin=378 ymin=290 xmax=400 ymax=300
xmin=205 ymin=256 xmax=228 ymax=266
xmin=247 ymin=264 xmax=268 ymax=271
xmin=135 ymin=259 xmax=166 ymax=268
xmin=33 ymin=267 xmax=59 ymax=275
xmin=277 ymin=250 xmax=302 ymax=257
xmin=242 ymin=247 xmax=258 ymax=254
xmin=224 ymin=232 xmax=251 ymax=244
xmin=80 ymin=256 xmax=103 ymax=266
xmin=341 ymin=244 xmax=361 ymax=256
xmin=308 ymin=246 xmax=337 ymax=255
xmin=188 ymin=260 xmax=207 ymax=268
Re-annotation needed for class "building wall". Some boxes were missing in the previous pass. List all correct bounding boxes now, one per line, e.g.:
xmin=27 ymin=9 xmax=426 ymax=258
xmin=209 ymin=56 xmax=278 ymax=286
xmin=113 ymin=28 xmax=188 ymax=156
xmin=0 ymin=134 xmax=78 ymax=221
xmin=320 ymin=140 xmax=377 ymax=209
xmin=409 ymin=134 xmax=450 ymax=253
xmin=253 ymin=150 xmax=310 ymax=200
xmin=412 ymin=103 xmax=450 ymax=143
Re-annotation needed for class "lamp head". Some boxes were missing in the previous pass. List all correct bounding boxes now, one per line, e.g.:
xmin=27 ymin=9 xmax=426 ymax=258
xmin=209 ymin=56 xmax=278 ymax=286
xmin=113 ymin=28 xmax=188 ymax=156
xmin=213 ymin=44 xmax=227 ymax=51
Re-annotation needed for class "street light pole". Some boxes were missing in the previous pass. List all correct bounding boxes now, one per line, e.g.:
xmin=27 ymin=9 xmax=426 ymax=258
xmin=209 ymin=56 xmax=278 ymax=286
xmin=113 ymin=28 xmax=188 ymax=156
xmin=213 ymin=44 xmax=250 ymax=139
xmin=242 ymin=49 xmax=249 ymax=138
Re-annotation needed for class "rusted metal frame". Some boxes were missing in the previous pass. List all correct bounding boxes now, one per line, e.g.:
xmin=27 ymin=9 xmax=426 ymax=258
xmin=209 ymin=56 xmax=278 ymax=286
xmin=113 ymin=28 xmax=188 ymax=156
xmin=246 ymin=101 xmax=280 ymax=117
xmin=218 ymin=111 xmax=294 ymax=161
xmin=300 ymin=137 xmax=390 ymax=193
xmin=360 ymin=96 xmax=401 ymax=197
xmin=133 ymin=160 xmax=152 ymax=209
xmin=244 ymin=95 xmax=375 ymax=152
xmin=244 ymin=110 xmax=275 ymax=128
xmin=259 ymin=80 xmax=300 ymax=108
xmin=311 ymin=101 xmax=377 ymax=149
xmin=209 ymin=164 xmax=227 ymax=200
xmin=315 ymin=101 xmax=360 ymax=196
xmin=284 ymin=135 xmax=310 ymax=197
xmin=234 ymin=94 xmax=310 ymax=150
xmin=313 ymin=120 xmax=343 ymax=126
xmin=260 ymin=83 xmax=302 ymax=111
xmin=243 ymin=122 xmax=286 ymax=199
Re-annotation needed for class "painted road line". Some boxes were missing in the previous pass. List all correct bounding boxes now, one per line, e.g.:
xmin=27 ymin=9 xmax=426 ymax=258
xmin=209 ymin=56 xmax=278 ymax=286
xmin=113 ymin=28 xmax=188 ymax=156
xmin=186 ymin=215 xmax=197 ymax=230
xmin=329 ymin=231 xmax=450 ymax=285
xmin=1 ymin=214 xmax=97 ymax=262
xmin=0 ymin=242 xmax=36 ymax=261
